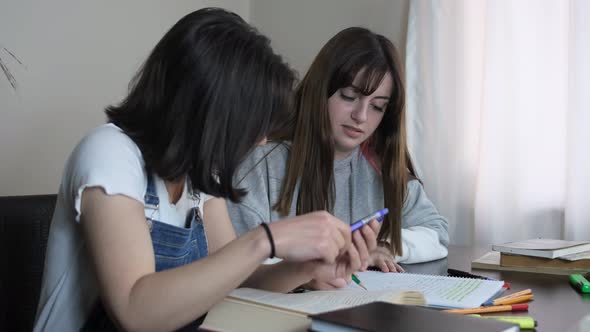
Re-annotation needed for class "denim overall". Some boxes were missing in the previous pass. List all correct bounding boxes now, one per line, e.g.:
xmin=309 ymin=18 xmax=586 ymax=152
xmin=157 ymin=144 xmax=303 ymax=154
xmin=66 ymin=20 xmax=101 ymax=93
xmin=81 ymin=173 xmax=209 ymax=331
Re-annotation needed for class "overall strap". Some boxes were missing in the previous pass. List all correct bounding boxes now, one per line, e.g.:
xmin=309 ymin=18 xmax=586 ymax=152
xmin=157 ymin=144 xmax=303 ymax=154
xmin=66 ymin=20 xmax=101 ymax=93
xmin=144 ymin=172 xmax=160 ymax=209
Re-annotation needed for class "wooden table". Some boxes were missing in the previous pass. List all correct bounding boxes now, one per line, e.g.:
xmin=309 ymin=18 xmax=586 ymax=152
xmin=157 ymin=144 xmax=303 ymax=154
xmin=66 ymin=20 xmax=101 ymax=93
xmin=404 ymin=245 xmax=590 ymax=332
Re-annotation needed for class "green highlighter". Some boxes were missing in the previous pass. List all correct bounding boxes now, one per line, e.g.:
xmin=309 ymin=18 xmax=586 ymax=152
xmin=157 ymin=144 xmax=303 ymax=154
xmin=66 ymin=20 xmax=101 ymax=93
xmin=470 ymin=315 xmax=537 ymax=329
xmin=569 ymin=273 xmax=590 ymax=293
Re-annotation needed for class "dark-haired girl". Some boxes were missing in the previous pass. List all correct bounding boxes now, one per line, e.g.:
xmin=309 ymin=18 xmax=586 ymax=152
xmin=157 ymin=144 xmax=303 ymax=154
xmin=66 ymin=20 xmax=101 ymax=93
xmin=34 ymin=9 xmax=377 ymax=331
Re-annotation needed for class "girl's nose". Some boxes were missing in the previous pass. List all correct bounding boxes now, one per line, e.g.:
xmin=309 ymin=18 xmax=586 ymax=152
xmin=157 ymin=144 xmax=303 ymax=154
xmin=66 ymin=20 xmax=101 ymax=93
xmin=351 ymin=103 xmax=368 ymax=123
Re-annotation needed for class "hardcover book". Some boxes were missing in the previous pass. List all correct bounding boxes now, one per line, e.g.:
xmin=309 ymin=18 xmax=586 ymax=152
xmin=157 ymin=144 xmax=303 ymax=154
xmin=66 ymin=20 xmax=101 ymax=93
xmin=492 ymin=239 xmax=590 ymax=259
xmin=309 ymin=302 xmax=518 ymax=332
xmin=472 ymin=251 xmax=590 ymax=275
xmin=501 ymin=253 xmax=590 ymax=270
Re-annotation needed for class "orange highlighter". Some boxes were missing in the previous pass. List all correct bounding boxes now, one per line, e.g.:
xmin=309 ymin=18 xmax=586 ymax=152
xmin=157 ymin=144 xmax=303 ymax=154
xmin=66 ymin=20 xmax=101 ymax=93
xmin=485 ymin=288 xmax=532 ymax=306
xmin=493 ymin=294 xmax=534 ymax=306
xmin=443 ymin=303 xmax=529 ymax=315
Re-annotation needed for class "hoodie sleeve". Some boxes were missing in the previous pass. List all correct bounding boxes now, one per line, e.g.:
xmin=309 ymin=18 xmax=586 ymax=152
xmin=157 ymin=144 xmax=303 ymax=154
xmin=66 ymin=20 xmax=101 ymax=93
xmin=394 ymin=180 xmax=450 ymax=263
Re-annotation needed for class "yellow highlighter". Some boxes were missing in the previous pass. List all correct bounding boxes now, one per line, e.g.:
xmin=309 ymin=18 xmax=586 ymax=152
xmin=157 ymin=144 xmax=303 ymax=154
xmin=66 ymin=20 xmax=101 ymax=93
xmin=470 ymin=315 xmax=537 ymax=329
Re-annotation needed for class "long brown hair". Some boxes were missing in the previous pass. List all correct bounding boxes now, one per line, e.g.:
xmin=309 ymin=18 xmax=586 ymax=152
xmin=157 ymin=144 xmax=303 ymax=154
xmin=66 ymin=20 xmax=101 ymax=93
xmin=271 ymin=27 xmax=416 ymax=256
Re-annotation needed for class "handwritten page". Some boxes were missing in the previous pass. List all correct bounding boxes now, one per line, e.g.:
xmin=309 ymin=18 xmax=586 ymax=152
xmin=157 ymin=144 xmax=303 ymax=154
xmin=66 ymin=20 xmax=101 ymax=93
xmin=229 ymin=288 xmax=423 ymax=315
xmin=345 ymin=271 xmax=504 ymax=309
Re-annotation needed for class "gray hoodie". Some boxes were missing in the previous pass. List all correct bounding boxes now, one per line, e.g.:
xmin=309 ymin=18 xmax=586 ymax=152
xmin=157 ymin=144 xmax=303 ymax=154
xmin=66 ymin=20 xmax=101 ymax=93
xmin=227 ymin=142 xmax=449 ymax=263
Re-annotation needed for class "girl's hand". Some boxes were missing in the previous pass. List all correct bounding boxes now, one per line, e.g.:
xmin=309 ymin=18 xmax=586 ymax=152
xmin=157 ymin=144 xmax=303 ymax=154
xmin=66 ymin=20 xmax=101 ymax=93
xmin=268 ymin=211 xmax=353 ymax=264
xmin=302 ymin=244 xmax=362 ymax=282
xmin=369 ymin=246 xmax=405 ymax=273
xmin=352 ymin=219 xmax=380 ymax=270
xmin=301 ymin=276 xmax=350 ymax=290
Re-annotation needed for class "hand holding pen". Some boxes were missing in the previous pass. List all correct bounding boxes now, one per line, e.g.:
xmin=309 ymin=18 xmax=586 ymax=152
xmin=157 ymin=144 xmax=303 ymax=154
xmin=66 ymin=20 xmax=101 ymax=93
xmin=351 ymin=208 xmax=404 ymax=273
xmin=349 ymin=209 xmax=390 ymax=290
xmin=291 ymin=208 xmax=386 ymax=290
xmin=267 ymin=211 xmax=360 ymax=266
xmin=300 ymin=209 xmax=387 ymax=291
xmin=350 ymin=209 xmax=387 ymax=271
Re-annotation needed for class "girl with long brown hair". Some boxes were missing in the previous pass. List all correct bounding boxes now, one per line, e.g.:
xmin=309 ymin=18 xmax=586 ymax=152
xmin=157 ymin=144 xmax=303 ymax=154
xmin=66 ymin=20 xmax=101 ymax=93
xmin=228 ymin=27 xmax=448 ymax=289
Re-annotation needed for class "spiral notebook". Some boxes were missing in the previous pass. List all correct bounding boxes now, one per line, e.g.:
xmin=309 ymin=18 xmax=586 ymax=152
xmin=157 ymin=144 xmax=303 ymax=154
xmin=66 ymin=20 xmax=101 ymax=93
xmin=346 ymin=271 xmax=505 ymax=309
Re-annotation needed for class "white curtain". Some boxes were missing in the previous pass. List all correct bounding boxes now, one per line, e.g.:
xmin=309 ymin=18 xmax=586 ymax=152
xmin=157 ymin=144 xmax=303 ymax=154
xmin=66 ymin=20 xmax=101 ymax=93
xmin=406 ymin=0 xmax=590 ymax=246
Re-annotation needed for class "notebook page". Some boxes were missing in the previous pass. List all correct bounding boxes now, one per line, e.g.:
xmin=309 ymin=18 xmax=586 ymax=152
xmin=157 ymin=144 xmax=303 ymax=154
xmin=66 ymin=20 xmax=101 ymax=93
xmin=229 ymin=288 xmax=408 ymax=314
xmin=347 ymin=271 xmax=504 ymax=309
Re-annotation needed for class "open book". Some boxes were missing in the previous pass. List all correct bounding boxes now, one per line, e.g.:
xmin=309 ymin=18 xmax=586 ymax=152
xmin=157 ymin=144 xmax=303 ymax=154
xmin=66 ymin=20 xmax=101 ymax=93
xmin=202 ymin=272 xmax=504 ymax=331
xmin=228 ymin=287 xmax=424 ymax=314
xmin=201 ymin=287 xmax=424 ymax=332
xmin=348 ymin=271 xmax=505 ymax=309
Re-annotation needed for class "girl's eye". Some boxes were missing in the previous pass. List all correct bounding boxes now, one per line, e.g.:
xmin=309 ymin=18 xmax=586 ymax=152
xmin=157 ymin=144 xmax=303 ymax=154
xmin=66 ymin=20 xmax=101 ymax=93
xmin=372 ymin=104 xmax=386 ymax=112
xmin=339 ymin=91 xmax=357 ymax=101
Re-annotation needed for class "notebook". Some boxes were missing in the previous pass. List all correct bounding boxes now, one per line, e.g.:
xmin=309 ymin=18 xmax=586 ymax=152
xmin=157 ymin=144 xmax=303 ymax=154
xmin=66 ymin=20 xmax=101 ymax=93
xmin=309 ymin=302 xmax=519 ymax=332
xmin=345 ymin=271 xmax=505 ymax=309
xmin=492 ymin=238 xmax=590 ymax=259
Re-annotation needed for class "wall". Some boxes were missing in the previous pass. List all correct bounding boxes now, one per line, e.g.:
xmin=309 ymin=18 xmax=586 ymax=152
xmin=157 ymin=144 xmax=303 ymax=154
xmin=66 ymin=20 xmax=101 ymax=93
xmin=0 ymin=0 xmax=409 ymax=195
xmin=0 ymin=0 xmax=249 ymax=195
xmin=249 ymin=0 xmax=409 ymax=77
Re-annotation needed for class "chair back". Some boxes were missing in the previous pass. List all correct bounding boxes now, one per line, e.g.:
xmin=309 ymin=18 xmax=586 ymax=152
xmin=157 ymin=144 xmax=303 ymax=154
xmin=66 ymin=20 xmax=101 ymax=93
xmin=0 ymin=194 xmax=57 ymax=331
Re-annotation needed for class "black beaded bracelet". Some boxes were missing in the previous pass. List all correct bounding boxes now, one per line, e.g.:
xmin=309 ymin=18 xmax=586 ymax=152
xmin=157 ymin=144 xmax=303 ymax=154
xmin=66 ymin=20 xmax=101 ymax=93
xmin=260 ymin=223 xmax=275 ymax=258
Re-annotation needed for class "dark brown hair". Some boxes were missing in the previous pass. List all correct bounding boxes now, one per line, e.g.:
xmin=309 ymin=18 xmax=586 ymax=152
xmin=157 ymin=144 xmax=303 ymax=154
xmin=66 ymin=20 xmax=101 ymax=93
xmin=272 ymin=27 xmax=416 ymax=256
xmin=107 ymin=8 xmax=295 ymax=202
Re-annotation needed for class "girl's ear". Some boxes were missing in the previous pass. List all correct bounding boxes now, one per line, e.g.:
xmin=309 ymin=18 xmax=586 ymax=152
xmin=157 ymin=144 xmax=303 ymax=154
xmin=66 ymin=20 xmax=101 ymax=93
xmin=257 ymin=137 xmax=268 ymax=146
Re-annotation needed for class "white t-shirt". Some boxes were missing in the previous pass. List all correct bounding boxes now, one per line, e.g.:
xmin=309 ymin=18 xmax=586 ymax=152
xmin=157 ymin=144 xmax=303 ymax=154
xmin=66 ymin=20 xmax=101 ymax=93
xmin=34 ymin=124 xmax=210 ymax=331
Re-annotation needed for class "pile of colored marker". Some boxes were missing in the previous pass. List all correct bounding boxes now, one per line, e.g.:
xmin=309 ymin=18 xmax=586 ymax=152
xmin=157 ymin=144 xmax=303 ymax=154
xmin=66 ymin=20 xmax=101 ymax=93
xmin=443 ymin=288 xmax=534 ymax=314
xmin=442 ymin=289 xmax=536 ymax=329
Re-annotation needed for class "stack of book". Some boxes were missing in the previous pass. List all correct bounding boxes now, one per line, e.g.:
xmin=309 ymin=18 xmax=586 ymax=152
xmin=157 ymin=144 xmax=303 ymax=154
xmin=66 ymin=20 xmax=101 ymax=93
xmin=472 ymin=239 xmax=590 ymax=275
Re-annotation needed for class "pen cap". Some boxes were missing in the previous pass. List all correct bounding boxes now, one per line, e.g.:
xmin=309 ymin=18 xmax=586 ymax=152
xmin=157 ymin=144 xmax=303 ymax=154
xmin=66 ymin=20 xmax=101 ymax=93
xmin=569 ymin=274 xmax=590 ymax=292
xmin=377 ymin=208 xmax=389 ymax=217
xmin=374 ymin=208 xmax=389 ymax=223
xmin=511 ymin=304 xmax=529 ymax=311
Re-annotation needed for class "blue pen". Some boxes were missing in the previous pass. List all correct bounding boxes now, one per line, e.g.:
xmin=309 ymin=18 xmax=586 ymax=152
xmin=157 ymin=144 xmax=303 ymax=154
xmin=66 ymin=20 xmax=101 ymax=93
xmin=350 ymin=208 xmax=389 ymax=232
